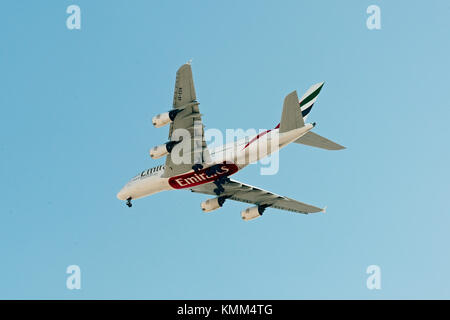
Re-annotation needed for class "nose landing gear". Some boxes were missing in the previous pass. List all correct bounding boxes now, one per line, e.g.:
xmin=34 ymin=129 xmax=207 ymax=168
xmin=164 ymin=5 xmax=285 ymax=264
xmin=126 ymin=197 xmax=132 ymax=208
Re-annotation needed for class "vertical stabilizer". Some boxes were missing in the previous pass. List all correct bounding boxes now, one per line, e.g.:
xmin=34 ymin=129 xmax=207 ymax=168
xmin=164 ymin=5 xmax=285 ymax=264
xmin=299 ymin=82 xmax=324 ymax=121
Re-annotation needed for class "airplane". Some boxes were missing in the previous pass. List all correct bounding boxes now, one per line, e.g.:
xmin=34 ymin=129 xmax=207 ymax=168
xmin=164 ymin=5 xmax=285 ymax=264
xmin=117 ymin=63 xmax=345 ymax=221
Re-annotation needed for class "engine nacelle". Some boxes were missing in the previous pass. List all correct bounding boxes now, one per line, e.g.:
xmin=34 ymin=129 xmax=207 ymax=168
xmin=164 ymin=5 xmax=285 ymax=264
xmin=149 ymin=141 xmax=180 ymax=159
xmin=241 ymin=205 xmax=265 ymax=221
xmin=149 ymin=144 xmax=169 ymax=159
xmin=152 ymin=112 xmax=171 ymax=128
xmin=201 ymin=196 xmax=227 ymax=213
xmin=152 ymin=109 xmax=181 ymax=128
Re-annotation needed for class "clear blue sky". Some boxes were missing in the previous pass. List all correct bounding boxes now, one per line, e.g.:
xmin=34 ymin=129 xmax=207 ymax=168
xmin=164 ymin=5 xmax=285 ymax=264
xmin=1 ymin=1 xmax=449 ymax=299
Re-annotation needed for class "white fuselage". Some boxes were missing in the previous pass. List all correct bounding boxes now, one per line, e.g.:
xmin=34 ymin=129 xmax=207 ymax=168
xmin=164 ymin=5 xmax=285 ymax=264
xmin=117 ymin=124 xmax=314 ymax=201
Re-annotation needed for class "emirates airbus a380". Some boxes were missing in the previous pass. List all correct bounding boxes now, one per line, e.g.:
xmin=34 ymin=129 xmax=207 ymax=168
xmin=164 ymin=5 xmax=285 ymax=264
xmin=117 ymin=63 xmax=345 ymax=221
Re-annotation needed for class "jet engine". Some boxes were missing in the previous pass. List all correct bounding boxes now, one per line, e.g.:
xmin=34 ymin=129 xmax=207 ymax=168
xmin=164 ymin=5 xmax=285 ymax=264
xmin=241 ymin=205 xmax=266 ymax=221
xmin=201 ymin=196 xmax=227 ymax=213
xmin=149 ymin=141 xmax=180 ymax=159
xmin=152 ymin=109 xmax=182 ymax=128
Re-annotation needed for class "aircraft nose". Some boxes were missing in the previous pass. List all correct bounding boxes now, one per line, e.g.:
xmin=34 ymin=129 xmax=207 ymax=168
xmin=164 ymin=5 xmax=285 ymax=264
xmin=117 ymin=187 xmax=128 ymax=200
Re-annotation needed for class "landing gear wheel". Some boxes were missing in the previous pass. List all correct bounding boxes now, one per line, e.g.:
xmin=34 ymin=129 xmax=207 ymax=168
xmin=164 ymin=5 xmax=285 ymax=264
xmin=126 ymin=197 xmax=132 ymax=208
xmin=213 ymin=184 xmax=225 ymax=195
xmin=206 ymin=164 xmax=221 ymax=176
xmin=192 ymin=164 xmax=204 ymax=173
xmin=218 ymin=177 xmax=230 ymax=184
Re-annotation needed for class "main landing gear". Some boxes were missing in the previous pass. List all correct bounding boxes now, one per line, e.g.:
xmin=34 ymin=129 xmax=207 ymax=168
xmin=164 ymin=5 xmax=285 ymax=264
xmin=193 ymin=163 xmax=224 ymax=176
xmin=192 ymin=163 xmax=230 ymax=195
xmin=213 ymin=176 xmax=230 ymax=195
xmin=192 ymin=164 xmax=203 ymax=173
xmin=126 ymin=197 xmax=132 ymax=208
xmin=205 ymin=164 xmax=222 ymax=176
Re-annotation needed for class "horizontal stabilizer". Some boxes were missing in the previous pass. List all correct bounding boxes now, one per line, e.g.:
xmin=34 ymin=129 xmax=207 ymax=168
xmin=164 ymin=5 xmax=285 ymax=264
xmin=279 ymin=91 xmax=304 ymax=133
xmin=294 ymin=131 xmax=345 ymax=150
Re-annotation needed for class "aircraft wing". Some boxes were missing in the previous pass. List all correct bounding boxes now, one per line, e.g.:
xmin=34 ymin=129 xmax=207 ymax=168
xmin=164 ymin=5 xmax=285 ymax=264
xmin=190 ymin=178 xmax=325 ymax=214
xmin=162 ymin=63 xmax=211 ymax=177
